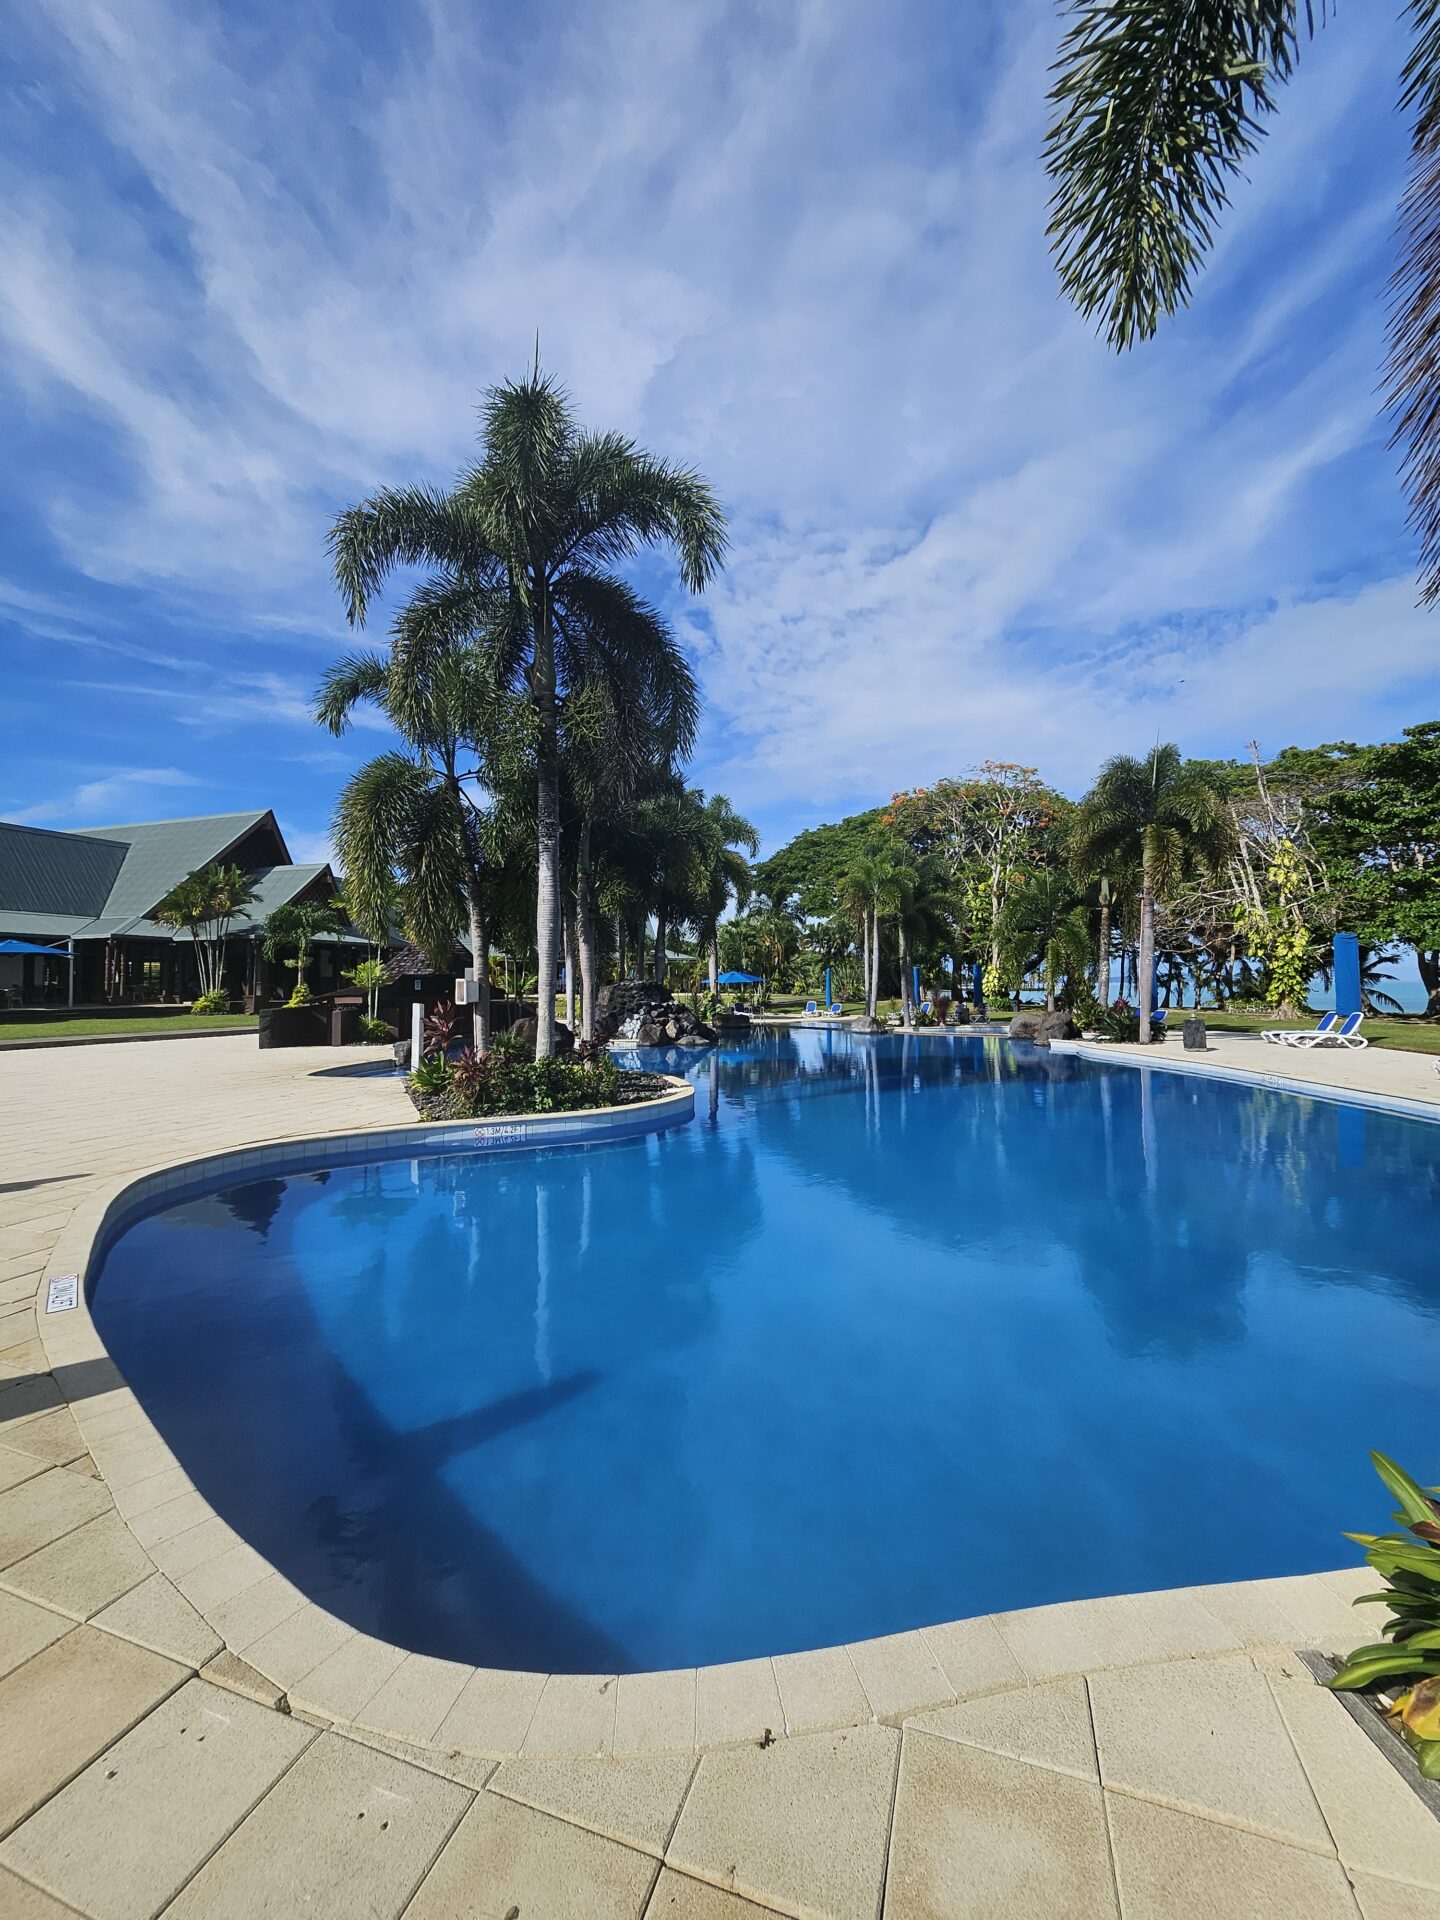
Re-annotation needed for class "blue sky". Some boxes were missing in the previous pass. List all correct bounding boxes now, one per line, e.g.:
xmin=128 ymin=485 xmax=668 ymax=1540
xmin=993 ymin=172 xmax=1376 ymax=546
xmin=1 ymin=0 xmax=1437 ymax=865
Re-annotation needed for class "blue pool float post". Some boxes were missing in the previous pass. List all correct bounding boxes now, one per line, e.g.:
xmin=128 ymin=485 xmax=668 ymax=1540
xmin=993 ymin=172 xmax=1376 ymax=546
xmin=1333 ymin=931 xmax=1361 ymax=1016
xmin=972 ymin=962 xmax=984 ymax=1005
xmin=912 ymin=965 xmax=921 ymax=1008
xmin=824 ymin=966 xmax=832 ymax=1008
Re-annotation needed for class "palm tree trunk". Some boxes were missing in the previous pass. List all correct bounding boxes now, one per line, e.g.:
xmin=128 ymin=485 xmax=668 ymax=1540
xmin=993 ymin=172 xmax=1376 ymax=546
xmin=562 ymin=897 xmax=576 ymax=1034
xmin=1096 ymin=892 xmax=1111 ymax=1006
xmin=708 ymin=930 xmax=719 ymax=997
xmin=869 ymin=908 xmax=881 ymax=1017
xmin=532 ymin=589 xmax=560 ymax=1060
xmin=577 ymin=822 xmax=597 ymax=1043
xmin=859 ymin=916 xmax=870 ymax=1016
xmin=616 ymin=915 xmax=626 ymax=982
xmin=654 ymin=905 xmax=668 ymax=985
xmin=900 ymin=928 xmax=913 ymax=1025
xmin=462 ymin=882 xmax=491 ymax=1053
xmin=1137 ymin=833 xmax=1156 ymax=1043
xmin=1418 ymin=948 xmax=1440 ymax=1021
xmin=1045 ymin=943 xmax=1056 ymax=1013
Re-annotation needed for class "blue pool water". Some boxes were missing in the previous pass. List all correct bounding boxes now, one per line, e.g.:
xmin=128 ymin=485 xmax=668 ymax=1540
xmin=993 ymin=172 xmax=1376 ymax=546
xmin=91 ymin=1030 xmax=1440 ymax=1674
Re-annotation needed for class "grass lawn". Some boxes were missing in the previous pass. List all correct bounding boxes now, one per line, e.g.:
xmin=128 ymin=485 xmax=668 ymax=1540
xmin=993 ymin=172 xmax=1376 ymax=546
xmin=0 ymin=1013 xmax=259 ymax=1043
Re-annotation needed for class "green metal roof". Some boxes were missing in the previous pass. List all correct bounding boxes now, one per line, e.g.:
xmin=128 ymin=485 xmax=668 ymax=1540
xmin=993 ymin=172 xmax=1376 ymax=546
xmin=71 ymin=811 xmax=286 ymax=920
xmin=0 ymin=822 xmax=128 ymax=919
xmin=0 ymin=809 xmax=359 ymax=945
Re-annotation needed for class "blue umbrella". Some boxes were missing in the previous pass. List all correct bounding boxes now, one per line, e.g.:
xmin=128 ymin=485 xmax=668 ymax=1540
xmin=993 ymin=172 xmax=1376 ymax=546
xmin=0 ymin=939 xmax=69 ymax=956
xmin=716 ymin=970 xmax=762 ymax=985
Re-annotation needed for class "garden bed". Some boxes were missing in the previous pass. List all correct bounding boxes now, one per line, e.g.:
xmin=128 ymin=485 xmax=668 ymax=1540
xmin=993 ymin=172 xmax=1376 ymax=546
xmin=406 ymin=1050 xmax=674 ymax=1122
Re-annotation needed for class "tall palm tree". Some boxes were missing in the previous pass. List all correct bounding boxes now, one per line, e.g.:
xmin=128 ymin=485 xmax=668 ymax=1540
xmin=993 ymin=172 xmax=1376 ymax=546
xmin=329 ymin=366 xmax=722 ymax=1056
xmin=1072 ymin=746 xmax=1235 ymax=1039
xmin=994 ymin=871 xmax=1094 ymax=1012
xmin=317 ymin=610 xmax=527 ymax=1052
xmin=1044 ymin=2 xmax=1440 ymax=599
xmin=693 ymin=792 xmax=759 ymax=995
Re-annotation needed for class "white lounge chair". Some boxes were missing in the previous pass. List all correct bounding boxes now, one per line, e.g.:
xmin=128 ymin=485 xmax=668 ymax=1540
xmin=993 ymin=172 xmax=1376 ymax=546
xmin=804 ymin=1000 xmax=818 ymax=1015
xmin=1262 ymin=1012 xmax=1337 ymax=1046
xmin=1284 ymin=1011 xmax=1365 ymax=1049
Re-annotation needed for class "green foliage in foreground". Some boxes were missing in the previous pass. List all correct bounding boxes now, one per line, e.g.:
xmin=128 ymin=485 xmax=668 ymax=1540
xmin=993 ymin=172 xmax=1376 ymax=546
xmin=407 ymin=1048 xmax=627 ymax=1119
xmin=0 ymin=1014 xmax=260 ymax=1042
xmin=1329 ymin=1454 xmax=1440 ymax=1781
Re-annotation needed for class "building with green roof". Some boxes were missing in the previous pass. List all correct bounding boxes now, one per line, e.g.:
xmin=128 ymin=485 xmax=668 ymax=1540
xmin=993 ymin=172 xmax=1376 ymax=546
xmin=0 ymin=809 xmax=366 ymax=1008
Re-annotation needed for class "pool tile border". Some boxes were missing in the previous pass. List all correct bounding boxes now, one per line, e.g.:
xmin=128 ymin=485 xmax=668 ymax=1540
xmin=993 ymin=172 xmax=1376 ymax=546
xmin=27 ymin=1052 xmax=1377 ymax=1764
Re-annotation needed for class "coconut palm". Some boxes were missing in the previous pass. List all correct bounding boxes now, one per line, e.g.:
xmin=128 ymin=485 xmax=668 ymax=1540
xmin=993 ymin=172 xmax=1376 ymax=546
xmin=994 ymin=871 xmax=1094 ymax=1012
xmin=1044 ymin=2 xmax=1440 ymax=599
xmin=1071 ymin=747 xmax=1235 ymax=1040
xmin=329 ymin=366 xmax=722 ymax=1057
xmin=692 ymin=792 xmax=759 ymax=995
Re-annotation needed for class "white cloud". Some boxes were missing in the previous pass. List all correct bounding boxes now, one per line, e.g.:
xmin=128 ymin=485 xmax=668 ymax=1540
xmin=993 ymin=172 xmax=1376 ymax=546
xmin=0 ymin=0 xmax=1431 ymax=843
xmin=7 ymin=764 xmax=203 ymax=824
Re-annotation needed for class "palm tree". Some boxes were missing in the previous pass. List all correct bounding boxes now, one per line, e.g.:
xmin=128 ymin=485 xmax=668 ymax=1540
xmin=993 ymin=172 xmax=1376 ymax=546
xmin=1044 ymin=3 xmax=1440 ymax=599
xmin=994 ymin=871 xmax=1094 ymax=1012
xmin=693 ymin=793 xmax=759 ymax=995
xmin=329 ymin=365 xmax=723 ymax=1057
xmin=317 ymin=607 xmax=528 ymax=1052
xmin=1071 ymin=746 xmax=1235 ymax=1040
xmin=261 ymin=898 xmax=344 ymax=1003
xmin=152 ymin=863 xmax=260 ymax=1000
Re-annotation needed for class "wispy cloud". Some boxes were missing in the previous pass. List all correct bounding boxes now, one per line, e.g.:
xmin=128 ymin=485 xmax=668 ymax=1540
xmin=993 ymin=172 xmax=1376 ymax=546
xmin=6 ymin=764 xmax=204 ymax=824
xmin=0 ymin=0 xmax=1431 ymax=848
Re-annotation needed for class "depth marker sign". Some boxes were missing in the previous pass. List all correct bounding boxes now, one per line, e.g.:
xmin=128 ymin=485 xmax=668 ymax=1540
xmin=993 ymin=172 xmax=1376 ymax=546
xmin=46 ymin=1275 xmax=78 ymax=1313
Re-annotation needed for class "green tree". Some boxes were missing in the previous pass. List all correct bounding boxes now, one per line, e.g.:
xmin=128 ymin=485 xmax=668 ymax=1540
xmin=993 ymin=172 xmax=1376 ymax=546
xmin=318 ymin=612 xmax=529 ymax=1053
xmin=151 ymin=862 xmax=260 ymax=1000
xmin=1072 ymin=746 xmax=1236 ymax=1040
xmin=1044 ymin=1 xmax=1440 ymax=598
xmin=261 ymin=898 xmax=344 ymax=1004
xmin=691 ymin=792 xmax=759 ymax=995
xmin=330 ymin=365 xmax=722 ymax=1057
xmin=994 ymin=870 xmax=1094 ymax=1012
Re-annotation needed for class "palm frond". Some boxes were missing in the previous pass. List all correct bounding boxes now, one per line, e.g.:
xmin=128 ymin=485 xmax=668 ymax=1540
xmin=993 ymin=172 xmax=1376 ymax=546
xmin=313 ymin=650 xmax=391 ymax=736
xmin=1386 ymin=0 xmax=1440 ymax=601
xmin=1046 ymin=0 xmax=1300 ymax=347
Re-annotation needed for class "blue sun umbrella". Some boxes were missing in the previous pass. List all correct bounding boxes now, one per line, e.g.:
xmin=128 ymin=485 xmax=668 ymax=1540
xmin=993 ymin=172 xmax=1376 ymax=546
xmin=715 ymin=970 xmax=762 ymax=985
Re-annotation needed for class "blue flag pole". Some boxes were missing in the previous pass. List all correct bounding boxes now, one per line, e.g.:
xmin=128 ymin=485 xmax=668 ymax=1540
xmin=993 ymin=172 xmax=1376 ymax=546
xmin=1333 ymin=932 xmax=1361 ymax=1016
xmin=824 ymin=966 xmax=832 ymax=1007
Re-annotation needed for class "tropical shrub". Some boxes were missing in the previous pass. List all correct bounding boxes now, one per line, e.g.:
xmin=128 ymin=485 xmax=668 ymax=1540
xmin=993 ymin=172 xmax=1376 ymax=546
xmin=358 ymin=1015 xmax=392 ymax=1044
xmin=191 ymin=988 xmax=231 ymax=1015
xmin=407 ymin=1047 xmax=628 ymax=1119
xmin=422 ymin=999 xmax=459 ymax=1056
xmin=286 ymin=982 xmax=313 ymax=1007
xmin=1328 ymin=1453 xmax=1440 ymax=1780
xmin=1090 ymin=999 xmax=1142 ymax=1042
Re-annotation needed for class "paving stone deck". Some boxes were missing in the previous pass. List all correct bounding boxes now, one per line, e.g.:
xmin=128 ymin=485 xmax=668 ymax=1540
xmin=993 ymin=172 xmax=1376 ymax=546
xmin=1 ymin=1032 xmax=1437 ymax=1916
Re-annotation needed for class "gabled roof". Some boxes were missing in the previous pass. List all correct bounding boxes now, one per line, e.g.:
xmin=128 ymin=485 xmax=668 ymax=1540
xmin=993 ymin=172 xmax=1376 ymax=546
xmin=230 ymin=864 xmax=332 ymax=930
xmin=0 ymin=821 xmax=128 ymax=919
xmin=70 ymin=811 xmax=288 ymax=920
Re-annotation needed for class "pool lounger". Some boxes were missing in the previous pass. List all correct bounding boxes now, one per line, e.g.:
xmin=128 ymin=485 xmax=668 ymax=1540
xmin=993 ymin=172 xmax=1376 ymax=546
xmin=1263 ymin=1012 xmax=1338 ymax=1046
xmin=1283 ymin=1012 xmax=1366 ymax=1049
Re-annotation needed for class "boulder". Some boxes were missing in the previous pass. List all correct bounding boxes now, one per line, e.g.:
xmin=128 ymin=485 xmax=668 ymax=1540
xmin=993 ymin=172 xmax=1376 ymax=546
xmin=506 ymin=1016 xmax=575 ymax=1056
xmin=848 ymin=1014 xmax=886 ymax=1034
xmin=593 ymin=980 xmax=717 ymax=1048
xmin=1009 ymin=1010 xmax=1078 ymax=1046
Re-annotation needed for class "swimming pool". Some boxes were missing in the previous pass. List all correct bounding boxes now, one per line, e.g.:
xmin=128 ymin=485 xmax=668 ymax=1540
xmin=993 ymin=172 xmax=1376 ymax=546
xmin=90 ymin=1029 xmax=1440 ymax=1674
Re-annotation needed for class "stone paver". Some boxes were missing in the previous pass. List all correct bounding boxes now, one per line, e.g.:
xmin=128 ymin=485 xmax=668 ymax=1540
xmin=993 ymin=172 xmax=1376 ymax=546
xmin=0 ymin=1865 xmax=86 ymax=1918
xmin=847 ymin=1631 xmax=953 ymax=1721
xmin=772 ymin=1644 xmax=871 ymax=1735
xmin=0 ymin=1627 xmax=185 ymax=1837
xmin=522 ymin=1670 xmax=618 ymax=1755
xmin=1090 ymin=1654 xmax=1333 ymax=1850
xmin=613 ymin=1668 xmax=697 ymax=1754
xmin=0 ymin=1512 xmax=153 ymax=1621
xmin=0 ymin=1590 xmax=72 ymax=1681
xmin=490 ymin=1750 xmax=695 ymax=1855
xmin=995 ymin=1587 xmax=1240 ymax=1682
xmin=163 ymin=1730 xmax=471 ymax=1919
xmin=669 ymin=1724 xmax=899 ymax=1920
xmin=0 ymin=1469 xmax=110 ymax=1570
xmin=0 ymin=1678 xmax=312 ymax=1920
xmin=90 ymin=1572 xmax=223 ymax=1668
xmin=908 ymin=1672 xmax=1098 ymax=1781
xmin=644 ymin=1868 xmax=776 ymax=1916
xmin=405 ymin=1789 xmax=657 ymax=1920
xmin=884 ymin=1731 xmax=1116 ymax=1919
xmin=1105 ymin=1792 xmax=1358 ymax=1919
xmin=1268 ymin=1665 xmax=1440 ymax=1891
xmin=693 ymin=1658 xmax=783 ymax=1748
xmin=1349 ymin=1871 xmax=1440 ymax=1918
